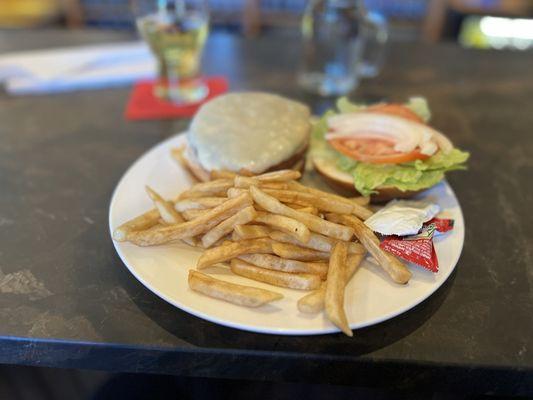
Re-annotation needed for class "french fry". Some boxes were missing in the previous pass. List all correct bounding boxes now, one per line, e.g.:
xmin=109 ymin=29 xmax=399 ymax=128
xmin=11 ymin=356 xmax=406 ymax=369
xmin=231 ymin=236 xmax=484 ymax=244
xmin=210 ymin=170 xmax=238 ymax=180
xmin=325 ymin=242 xmax=352 ymax=336
xmin=306 ymin=261 xmax=329 ymax=280
xmin=255 ymin=169 xmax=301 ymax=182
xmin=170 ymin=146 xmax=186 ymax=166
xmin=233 ymin=170 xmax=301 ymax=189
xmin=298 ymin=253 xmax=365 ymax=314
xmin=326 ymin=213 xmax=412 ymax=284
xmin=170 ymin=147 xmax=204 ymax=182
xmin=113 ymin=208 xmax=160 ymax=242
xmin=292 ymin=206 xmax=319 ymax=215
xmin=351 ymin=196 xmax=370 ymax=206
xmin=285 ymin=202 xmax=306 ymax=209
xmin=127 ymin=193 xmax=252 ymax=246
xmin=284 ymin=203 xmax=319 ymax=215
xmin=238 ymin=253 xmax=328 ymax=278
xmin=229 ymin=191 xmax=272 ymax=213
xmin=255 ymin=211 xmax=311 ymax=243
xmin=263 ymin=189 xmax=353 ymax=214
xmin=299 ymin=283 xmax=325 ymax=313
xmin=260 ymin=182 xmax=290 ymax=190
xmin=144 ymin=186 xmax=201 ymax=247
xmin=175 ymin=197 xmax=227 ymax=212
xmin=233 ymin=179 xmax=290 ymax=190
xmin=234 ymin=176 xmax=259 ymax=188
xmin=178 ymin=179 xmax=233 ymax=199
xmin=227 ymin=187 xmax=248 ymax=198
xmin=268 ymin=231 xmax=365 ymax=255
xmin=181 ymin=208 xmax=209 ymax=221
xmin=250 ymin=186 xmax=353 ymax=241
xmin=182 ymin=236 xmax=201 ymax=247
xmin=287 ymin=181 xmax=373 ymax=220
xmin=232 ymin=224 xmax=271 ymax=240
xmin=201 ymin=206 xmax=257 ymax=248
xmin=202 ymin=235 xmax=234 ymax=249
xmin=197 ymin=238 xmax=273 ymax=269
xmin=188 ymin=270 xmax=283 ymax=307
xmin=145 ymin=186 xmax=183 ymax=224
xmin=231 ymin=259 xmax=321 ymax=290
xmin=272 ymin=242 xmax=330 ymax=261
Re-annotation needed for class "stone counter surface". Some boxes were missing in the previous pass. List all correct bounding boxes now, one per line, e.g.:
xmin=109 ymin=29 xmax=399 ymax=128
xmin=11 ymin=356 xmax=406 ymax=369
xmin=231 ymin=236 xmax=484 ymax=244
xmin=0 ymin=30 xmax=532 ymax=395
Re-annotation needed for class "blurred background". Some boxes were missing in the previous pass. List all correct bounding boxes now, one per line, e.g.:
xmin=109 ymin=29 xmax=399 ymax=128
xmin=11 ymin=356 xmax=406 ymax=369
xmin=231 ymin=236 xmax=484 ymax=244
xmin=1 ymin=1 xmax=533 ymax=399
xmin=1 ymin=0 xmax=532 ymax=49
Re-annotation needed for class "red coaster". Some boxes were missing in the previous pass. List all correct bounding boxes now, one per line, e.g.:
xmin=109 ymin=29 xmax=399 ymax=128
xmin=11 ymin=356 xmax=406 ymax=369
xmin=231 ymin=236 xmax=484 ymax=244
xmin=124 ymin=76 xmax=229 ymax=120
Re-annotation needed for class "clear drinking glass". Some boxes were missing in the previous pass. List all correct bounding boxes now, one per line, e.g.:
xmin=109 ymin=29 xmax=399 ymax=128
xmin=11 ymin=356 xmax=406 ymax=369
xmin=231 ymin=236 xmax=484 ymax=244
xmin=298 ymin=0 xmax=388 ymax=96
xmin=133 ymin=0 xmax=210 ymax=103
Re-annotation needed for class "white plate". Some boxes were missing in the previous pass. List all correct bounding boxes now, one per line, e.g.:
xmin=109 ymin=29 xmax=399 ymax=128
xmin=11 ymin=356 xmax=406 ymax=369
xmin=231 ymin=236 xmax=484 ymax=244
xmin=109 ymin=133 xmax=465 ymax=335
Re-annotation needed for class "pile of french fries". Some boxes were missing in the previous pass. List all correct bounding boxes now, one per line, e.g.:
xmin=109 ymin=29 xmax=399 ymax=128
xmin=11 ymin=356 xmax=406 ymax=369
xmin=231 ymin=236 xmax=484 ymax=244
xmin=113 ymin=167 xmax=412 ymax=336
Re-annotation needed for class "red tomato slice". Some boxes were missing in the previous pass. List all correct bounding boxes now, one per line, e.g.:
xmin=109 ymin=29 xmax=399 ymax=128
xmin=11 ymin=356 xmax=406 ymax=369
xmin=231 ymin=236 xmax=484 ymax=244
xmin=327 ymin=103 xmax=429 ymax=164
xmin=329 ymin=137 xmax=430 ymax=164
xmin=366 ymin=103 xmax=424 ymax=123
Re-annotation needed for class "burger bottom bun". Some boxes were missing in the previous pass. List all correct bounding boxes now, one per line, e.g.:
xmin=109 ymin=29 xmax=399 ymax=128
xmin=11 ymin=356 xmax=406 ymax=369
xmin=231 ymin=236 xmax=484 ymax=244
xmin=182 ymin=140 xmax=308 ymax=182
xmin=312 ymin=157 xmax=430 ymax=203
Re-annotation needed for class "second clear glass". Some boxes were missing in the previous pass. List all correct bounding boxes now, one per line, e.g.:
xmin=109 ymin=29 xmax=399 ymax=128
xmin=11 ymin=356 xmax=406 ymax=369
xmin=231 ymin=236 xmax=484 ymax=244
xmin=298 ymin=0 xmax=388 ymax=96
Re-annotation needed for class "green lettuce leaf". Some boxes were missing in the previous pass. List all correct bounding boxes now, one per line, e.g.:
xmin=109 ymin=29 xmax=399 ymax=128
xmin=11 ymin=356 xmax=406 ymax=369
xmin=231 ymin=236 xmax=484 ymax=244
xmin=337 ymin=154 xmax=358 ymax=172
xmin=310 ymin=99 xmax=470 ymax=196
xmin=336 ymin=97 xmax=367 ymax=114
xmin=336 ymin=96 xmax=432 ymax=121
xmin=410 ymin=148 xmax=470 ymax=171
xmin=405 ymin=97 xmax=431 ymax=122
xmin=351 ymin=163 xmax=446 ymax=196
xmin=309 ymin=111 xmax=339 ymax=161
xmin=387 ymin=171 xmax=445 ymax=193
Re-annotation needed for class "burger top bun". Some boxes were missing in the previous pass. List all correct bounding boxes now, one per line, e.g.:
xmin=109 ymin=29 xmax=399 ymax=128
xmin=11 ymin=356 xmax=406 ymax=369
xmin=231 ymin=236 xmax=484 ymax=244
xmin=187 ymin=92 xmax=310 ymax=175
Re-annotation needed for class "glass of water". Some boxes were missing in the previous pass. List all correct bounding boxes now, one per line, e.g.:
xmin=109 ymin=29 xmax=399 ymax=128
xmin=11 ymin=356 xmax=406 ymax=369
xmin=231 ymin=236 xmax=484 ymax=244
xmin=133 ymin=0 xmax=210 ymax=104
xmin=298 ymin=0 xmax=388 ymax=96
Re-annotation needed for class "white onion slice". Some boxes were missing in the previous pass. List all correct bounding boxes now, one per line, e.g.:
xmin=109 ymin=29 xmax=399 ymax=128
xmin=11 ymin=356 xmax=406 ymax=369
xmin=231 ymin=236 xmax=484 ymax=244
xmin=432 ymin=131 xmax=453 ymax=153
xmin=326 ymin=112 xmax=450 ymax=156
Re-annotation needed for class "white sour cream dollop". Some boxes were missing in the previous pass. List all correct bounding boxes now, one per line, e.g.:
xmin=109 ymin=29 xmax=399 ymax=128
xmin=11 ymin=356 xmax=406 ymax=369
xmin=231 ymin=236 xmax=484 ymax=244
xmin=364 ymin=200 xmax=440 ymax=236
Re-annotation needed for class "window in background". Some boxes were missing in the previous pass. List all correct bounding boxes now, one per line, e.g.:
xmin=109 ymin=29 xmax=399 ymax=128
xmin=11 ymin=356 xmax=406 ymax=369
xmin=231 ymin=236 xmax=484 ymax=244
xmin=424 ymin=0 xmax=533 ymax=43
xmin=460 ymin=15 xmax=533 ymax=50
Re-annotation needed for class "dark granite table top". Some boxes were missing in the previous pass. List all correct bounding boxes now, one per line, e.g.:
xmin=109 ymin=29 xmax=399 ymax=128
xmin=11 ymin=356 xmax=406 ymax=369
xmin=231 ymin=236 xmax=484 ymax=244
xmin=1 ymin=29 xmax=532 ymax=395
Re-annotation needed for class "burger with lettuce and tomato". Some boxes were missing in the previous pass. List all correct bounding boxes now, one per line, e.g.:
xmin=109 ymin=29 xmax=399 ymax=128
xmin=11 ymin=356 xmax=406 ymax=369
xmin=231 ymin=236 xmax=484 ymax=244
xmin=311 ymin=97 xmax=469 ymax=202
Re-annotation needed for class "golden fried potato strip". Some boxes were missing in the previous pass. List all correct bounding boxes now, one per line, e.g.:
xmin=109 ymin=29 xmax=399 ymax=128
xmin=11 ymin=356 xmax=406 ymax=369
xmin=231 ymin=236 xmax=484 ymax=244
xmin=250 ymin=186 xmax=353 ymax=241
xmin=325 ymin=242 xmax=352 ymax=336
xmin=196 ymin=238 xmax=273 ymax=269
xmin=230 ymin=259 xmax=321 ymax=290
xmin=298 ymin=253 xmax=365 ymax=314
xmin=326 ymin=213 xmax=411 ymax=284
xmin=127 ymin=193 xmax=252 ymax=246
xmin=188 ymin=270 xmax=283 ymax=307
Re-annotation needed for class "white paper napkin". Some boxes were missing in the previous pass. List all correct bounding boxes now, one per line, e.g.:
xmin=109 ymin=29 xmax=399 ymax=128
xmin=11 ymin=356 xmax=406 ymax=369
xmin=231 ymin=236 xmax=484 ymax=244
xmin=0 ymin=42 xmax=156 ymax=95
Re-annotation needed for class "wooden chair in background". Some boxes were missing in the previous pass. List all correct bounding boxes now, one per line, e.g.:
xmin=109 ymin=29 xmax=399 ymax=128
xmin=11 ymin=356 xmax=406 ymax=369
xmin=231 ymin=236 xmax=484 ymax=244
xmin=243 ymin=0 xmax=261 ymax=37
xmin=61 ymin=0 xmax=84 ymax=27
